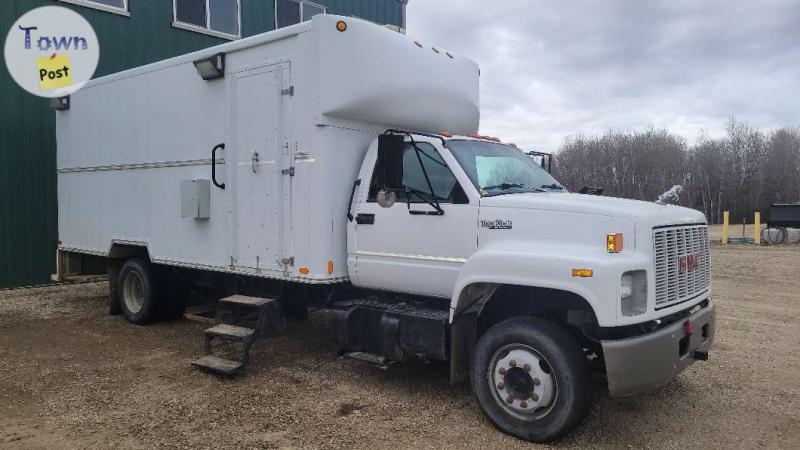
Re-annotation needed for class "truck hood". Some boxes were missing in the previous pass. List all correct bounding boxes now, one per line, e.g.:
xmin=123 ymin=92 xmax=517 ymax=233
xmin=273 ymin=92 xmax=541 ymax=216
xmin=480 ymin=192 xmax=706 ymax=227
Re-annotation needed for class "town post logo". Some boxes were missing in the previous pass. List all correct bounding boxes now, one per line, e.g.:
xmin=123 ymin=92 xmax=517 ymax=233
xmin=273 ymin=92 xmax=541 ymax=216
xmin=4 ymin=6 xmax=99 ymax=98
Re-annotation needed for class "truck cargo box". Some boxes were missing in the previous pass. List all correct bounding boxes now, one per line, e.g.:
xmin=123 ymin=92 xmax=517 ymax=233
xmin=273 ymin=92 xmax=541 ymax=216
xmin=56 ymin=14 xmax=480 ymax=283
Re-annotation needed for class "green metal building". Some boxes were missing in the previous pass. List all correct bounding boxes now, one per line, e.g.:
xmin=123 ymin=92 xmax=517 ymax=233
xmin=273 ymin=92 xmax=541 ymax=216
xmin=0 ymin=0 xmax=407 ymax=288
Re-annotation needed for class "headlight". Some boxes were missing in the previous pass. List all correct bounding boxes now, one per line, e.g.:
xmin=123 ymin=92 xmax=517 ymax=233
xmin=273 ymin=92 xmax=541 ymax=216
xmin=620 ymin=274 xmax=633 ymax=299
xmin=621 ymin=270 xmax=647 ymax=316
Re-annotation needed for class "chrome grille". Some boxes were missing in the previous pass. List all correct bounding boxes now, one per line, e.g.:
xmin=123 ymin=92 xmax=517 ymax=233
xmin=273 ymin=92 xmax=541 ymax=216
xmin=653 ymin=225 xmax=710 ymax=308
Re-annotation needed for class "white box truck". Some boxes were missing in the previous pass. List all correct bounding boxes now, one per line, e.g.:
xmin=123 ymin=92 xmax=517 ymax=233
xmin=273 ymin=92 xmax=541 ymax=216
xmin=55 ymin=15 xmax=715 ymax=442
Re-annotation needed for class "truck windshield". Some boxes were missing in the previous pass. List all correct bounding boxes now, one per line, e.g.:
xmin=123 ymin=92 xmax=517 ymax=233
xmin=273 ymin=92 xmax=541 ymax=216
xmin=447 ymin=140 xmax=565 ymax=196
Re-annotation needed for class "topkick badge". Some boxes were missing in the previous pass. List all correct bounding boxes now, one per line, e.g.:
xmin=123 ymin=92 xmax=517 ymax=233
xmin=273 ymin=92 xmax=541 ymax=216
xmin=4 ymin=6 xmax=99 ymax=98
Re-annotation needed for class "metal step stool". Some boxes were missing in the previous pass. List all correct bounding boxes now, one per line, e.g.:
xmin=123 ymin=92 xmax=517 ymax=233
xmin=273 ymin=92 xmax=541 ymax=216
xmin=192 ymin=295 xmax=284 ymax=376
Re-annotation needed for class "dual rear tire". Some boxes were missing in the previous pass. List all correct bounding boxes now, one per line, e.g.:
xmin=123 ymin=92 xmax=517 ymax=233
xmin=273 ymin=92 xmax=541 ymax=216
xmin=116 ymin=259 xmax=185 ymax=324
xmin=471 ymin=316 xmax=592 ymax=442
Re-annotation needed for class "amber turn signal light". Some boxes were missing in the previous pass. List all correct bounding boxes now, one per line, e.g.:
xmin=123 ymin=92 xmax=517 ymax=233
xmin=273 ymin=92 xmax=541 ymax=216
xmin=607 ymin=233 xmax=623 ymax=253
xmin=572 ymin=269 xmax=593 ymax=278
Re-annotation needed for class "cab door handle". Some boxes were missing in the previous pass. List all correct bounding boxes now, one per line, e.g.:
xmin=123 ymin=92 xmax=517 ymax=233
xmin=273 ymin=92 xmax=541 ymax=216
xmin=355 ymin=213 xmax=375 ymax=225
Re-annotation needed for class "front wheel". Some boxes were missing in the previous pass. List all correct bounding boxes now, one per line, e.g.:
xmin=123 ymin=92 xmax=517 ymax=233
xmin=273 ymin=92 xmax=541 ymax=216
xmin=470 ymin=317 xmax=592 ymax=442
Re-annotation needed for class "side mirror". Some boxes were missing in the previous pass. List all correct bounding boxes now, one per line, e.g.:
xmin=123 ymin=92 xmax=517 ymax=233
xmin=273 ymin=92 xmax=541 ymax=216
xmin=376 ymin=134 xmax=405 ymax=190
xmin=376 ymin=189 xmax=397 ymax=208
xmin=526 ymin=150 xmax=553 ymax=174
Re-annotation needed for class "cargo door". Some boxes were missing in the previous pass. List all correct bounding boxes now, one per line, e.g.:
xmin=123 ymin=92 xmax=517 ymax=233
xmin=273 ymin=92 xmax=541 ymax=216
xmin=230 ymin=62 xmax=291 ymax=273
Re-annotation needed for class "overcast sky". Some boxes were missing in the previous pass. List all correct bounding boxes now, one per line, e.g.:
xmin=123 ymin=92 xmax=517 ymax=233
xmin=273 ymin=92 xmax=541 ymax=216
xmin=406 ymin=0 xmax=800 ymax=151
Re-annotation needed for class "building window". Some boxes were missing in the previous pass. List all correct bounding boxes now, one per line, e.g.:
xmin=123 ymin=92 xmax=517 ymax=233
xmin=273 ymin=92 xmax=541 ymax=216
xmin=59 ymin=0 xmax=129 ymax=16
xmin=173 ymin=0 xmax=241 ymax=39
xmin=275 ymin=0 xmax=327 ymax=29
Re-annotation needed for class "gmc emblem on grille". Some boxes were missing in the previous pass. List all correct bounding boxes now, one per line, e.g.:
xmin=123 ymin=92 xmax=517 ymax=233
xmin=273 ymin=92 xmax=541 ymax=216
xmin=678 ymin=253 xmax=701 ymax=273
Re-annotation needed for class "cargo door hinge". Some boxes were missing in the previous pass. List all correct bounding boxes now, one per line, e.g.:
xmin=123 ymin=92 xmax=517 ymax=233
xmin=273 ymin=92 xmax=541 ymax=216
xmin=282 ymin=167 xmax=295 ymax=176
xmin=281 ymin=86 xmax=294 ymax=96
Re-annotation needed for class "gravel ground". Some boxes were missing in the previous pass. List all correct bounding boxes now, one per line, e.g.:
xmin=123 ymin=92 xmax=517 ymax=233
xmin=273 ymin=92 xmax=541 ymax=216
xmin=1 ymin=239 xmax=799 ymax=449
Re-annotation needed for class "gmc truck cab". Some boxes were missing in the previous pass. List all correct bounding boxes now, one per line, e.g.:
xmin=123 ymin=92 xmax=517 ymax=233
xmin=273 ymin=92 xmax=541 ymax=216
xmin=342 ymin=131 xmax=715 ymax=441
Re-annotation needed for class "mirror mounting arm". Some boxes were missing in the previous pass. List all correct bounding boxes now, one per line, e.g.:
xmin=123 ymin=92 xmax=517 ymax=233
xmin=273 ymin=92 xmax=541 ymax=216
xmin=409 ymin=209 xmax=445 ymax=216
xmin=407 ymin=135 xmax=444 ymax=215
xmin=404 ymin=187 xmax=445 ymax=216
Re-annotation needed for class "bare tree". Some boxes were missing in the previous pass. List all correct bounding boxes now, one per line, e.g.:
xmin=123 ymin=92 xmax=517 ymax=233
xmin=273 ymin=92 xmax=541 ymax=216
xmin=553 ymin=120 xmax=800 ymax=224
xmin=555 ymin=128 xmax=686 ymax=202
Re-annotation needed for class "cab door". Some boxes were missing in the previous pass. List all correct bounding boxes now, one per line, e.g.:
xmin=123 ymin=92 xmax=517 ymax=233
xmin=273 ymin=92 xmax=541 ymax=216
xmin=350 ymin=139 xmax=478 ymax=298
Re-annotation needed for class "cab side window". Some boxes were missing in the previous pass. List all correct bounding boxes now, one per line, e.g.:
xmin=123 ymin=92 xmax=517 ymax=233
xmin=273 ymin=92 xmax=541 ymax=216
xmin=369 ymin=142 xmax=468 ymax=204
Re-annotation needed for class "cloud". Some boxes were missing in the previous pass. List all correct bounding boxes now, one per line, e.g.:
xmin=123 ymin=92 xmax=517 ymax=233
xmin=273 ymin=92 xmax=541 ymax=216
xmin=406 ymin=0 xmax=800 ymax=151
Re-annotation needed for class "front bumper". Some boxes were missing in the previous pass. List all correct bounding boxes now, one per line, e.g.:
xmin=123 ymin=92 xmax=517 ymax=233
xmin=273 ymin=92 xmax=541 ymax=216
xmin=601 ymin=300 xmax=715 ymax=397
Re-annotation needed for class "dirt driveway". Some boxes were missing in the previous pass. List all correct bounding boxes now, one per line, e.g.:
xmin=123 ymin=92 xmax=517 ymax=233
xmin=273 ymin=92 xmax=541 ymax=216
xmin=1 ymin=241 xmax=799 ymax=449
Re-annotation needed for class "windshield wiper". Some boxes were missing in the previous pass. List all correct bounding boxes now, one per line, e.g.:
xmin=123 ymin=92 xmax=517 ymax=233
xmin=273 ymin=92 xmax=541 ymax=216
xmin=540 ymin=183 xmax=564 ymax=190
xmin=481 ymin=183 xmax=545 ymax=197
xmin=483 ymin=183 xmax=524 ymax=191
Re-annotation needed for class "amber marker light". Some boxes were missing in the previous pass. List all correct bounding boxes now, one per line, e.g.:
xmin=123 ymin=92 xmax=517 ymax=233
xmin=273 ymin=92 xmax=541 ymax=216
xmin=299 ymin=266 xmax=310 ymax=275
xmin=572 ymin=269 xmax=593 ymax=278
xmin=327 ymin=260 xmax=334 ymax=274
xmin=336 ymin=21 xmax=347 ymax=32
xmin=607 ymin=233 xmax=623 ymax=253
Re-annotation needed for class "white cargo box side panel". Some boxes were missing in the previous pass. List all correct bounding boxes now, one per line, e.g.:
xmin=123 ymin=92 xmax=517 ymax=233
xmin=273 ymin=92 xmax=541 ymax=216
xmin=314 ymin=15 xmax=480 ymax=135
xmin=57 ymin=62 xmax=229 ymax=170
xmin=272 ymin=27 xmax=379 ymax=282
xmin=288 ymin=123 xmax=377 ymax=281
xmin=57 ymin=31 xmax=307 ymax=276
xmin=57 ymin=59 xmax=231 ymax=269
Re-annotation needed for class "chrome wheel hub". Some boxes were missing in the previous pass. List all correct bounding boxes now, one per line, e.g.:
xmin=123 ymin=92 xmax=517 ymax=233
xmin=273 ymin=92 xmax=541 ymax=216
xmin=489 ymin=344 xmax=556 ymax=418
xmin=122 ymin=271 xmax=145 ymax=314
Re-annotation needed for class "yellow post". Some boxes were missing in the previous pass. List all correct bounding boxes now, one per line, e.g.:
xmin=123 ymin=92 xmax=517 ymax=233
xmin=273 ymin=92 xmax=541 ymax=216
xmin=754 ymin=211 xmax=761 ymax=245
xmin=722 ymin=211 xmax=729 ymax=245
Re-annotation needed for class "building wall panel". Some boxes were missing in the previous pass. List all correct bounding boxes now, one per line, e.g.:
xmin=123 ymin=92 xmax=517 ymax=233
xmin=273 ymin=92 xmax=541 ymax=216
xmin=0 ymin=0 xmax=403 ymax=288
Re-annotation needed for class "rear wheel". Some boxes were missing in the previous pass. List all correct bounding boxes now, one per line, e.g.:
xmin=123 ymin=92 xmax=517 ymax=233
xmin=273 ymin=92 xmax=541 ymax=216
xmin=471 ymin=317 xmax=592 ymax=442
xmin=118 ymin=259 xmax=158 ymax=324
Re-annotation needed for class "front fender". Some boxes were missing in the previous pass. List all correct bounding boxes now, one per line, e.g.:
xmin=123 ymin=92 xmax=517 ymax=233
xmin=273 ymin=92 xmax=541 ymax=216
xmin=450 ymin=241 xmax=650 ymax=327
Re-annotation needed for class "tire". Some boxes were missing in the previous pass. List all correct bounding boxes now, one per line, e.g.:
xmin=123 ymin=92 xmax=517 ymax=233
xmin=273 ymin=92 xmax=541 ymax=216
xmin=470 ymin=316 xmax=592 ymax=442
xmin=117 ymin=259 xmax=159 ymax=324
